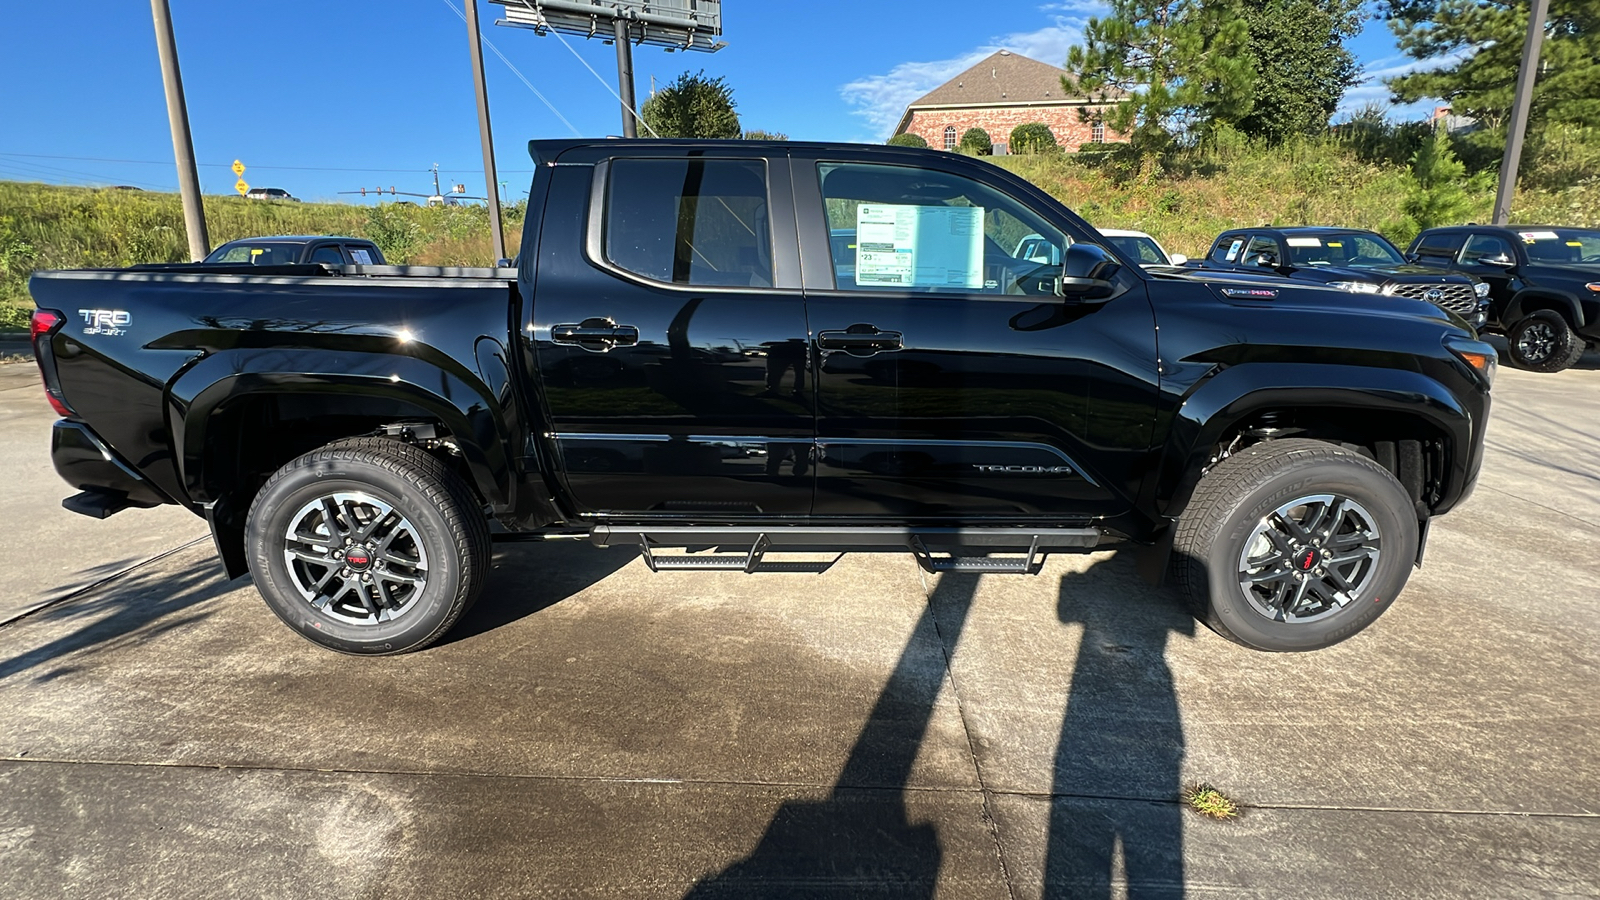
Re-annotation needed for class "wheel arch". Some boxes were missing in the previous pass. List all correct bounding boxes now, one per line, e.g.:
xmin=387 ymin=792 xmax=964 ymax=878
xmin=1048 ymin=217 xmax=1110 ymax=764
xmin=1507 ymin=289 xmax=1585 ymax=329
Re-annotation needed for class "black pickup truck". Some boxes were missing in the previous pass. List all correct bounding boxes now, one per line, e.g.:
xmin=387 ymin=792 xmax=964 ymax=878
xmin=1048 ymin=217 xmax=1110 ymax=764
xmin=1193 ymin=227 xmax=1490 ymax=329
xmin=29 ymin=140 xmax=1496 ymax=656
xmin=1407 ymin=225 xmax=1600 ymax=372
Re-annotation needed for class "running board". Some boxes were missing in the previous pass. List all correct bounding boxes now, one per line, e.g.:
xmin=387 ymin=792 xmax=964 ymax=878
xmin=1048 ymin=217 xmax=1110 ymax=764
xmin=589 ymin=525 xmax=1102 ymax=575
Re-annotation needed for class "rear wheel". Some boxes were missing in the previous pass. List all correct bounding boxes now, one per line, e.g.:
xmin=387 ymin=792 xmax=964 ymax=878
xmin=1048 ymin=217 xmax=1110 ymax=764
xmin=1172 ymin=439 xmax=1418 ymax=652
xmin=245 ymin=437 xmax=490 ymax=654
xmin=1506 ymin=310 xmax=1585 ymax=373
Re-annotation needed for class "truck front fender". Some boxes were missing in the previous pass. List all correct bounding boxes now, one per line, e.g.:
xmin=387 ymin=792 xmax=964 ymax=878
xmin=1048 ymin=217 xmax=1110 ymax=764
xmin=1506 ymin=289 xmax=1585 ymax=329
xmin=167 ymin=348 xmax=516 ymax=510
xmin=1156 ymin=362 xmax=1476 ymax=519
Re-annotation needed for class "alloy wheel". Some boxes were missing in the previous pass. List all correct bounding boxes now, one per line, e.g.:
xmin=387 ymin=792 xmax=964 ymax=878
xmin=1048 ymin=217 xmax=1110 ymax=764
xmin=1237 ymin=493 xmax=1382 ymax=623
xmin=282 ymin=491 xmax=430 ymax=625
xmin=1517 ymin=321 xmax=1555 ymax=362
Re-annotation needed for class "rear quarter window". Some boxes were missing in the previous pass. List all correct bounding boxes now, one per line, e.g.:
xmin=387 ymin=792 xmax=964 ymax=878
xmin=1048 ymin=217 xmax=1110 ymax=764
xmin=602 ymin=158 xmax=773 ymax=288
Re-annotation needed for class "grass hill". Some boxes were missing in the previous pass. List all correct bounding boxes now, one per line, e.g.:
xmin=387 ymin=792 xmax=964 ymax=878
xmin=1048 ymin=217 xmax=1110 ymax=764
xmin=3 ymin=135 xmax=1595 ymax=330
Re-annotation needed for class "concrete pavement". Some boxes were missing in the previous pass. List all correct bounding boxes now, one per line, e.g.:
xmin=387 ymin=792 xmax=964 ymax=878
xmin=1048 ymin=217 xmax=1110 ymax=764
xmin=0 ymin=349 xmax=1596 ymax=898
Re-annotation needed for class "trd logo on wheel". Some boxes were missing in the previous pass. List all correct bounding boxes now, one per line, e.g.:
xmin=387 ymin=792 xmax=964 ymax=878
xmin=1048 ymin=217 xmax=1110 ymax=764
xmin=1297 ymin=549 xmax=1319 ymax=570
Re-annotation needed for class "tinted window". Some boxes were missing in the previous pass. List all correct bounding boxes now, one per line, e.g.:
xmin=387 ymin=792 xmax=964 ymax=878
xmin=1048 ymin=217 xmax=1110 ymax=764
xmin=1517 ymin=228 xmax=1600 ymax=263
xmin=1461 ymin=234 xmax=1514 ymax=264
xmin=206 ymin=242 xmax=301 ymax=265
xmin=1211 ymin=236 xmax=1246 ymax=264
xmin=308 ymin=245 xmax=346 ymax=265
xmin=816 ymin=161 xmax=1068 ymax=295
xmin=1245 ymin=235 xmax=1279 ymax=264
xmin=1105 ymin=235 xmax=1167 ymax=264
xmin=1285 ymin=233 xmax=1404 ymax=268
xmin=604 ymin=158 xmax=772 ymax=288
xmin=1413 ymin=230 xmax=1465 ymax=260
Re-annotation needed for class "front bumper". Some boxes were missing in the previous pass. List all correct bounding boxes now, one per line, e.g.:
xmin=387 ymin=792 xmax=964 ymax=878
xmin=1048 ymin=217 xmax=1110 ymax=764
xmin=52 ymin=420 xmax=172 ymax=509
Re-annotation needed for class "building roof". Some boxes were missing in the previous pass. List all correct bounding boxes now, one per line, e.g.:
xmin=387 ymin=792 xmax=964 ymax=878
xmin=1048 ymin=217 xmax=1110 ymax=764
xmin=893 ymin=50 xmax=1110 ymax=135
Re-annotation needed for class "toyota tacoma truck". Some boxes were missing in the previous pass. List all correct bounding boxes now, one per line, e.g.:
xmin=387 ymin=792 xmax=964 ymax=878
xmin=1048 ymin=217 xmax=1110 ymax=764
xmin=1193 ymin=226 xmax=1490 ymax=329
xmin=29 ymin=140 xmax=1496 ymax=656
xmin=1407 ymin=224 xmax=1600 ymax=372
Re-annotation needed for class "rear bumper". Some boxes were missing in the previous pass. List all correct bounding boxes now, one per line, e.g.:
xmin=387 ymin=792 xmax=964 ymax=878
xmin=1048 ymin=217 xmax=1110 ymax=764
xmin=52 ymin=420 xmax=172 ymax=508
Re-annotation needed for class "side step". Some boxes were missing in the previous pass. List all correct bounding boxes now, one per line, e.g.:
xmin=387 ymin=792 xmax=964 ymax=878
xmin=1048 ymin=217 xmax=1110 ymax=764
xmin=591 ymin=525 xmax=1101 ymax=575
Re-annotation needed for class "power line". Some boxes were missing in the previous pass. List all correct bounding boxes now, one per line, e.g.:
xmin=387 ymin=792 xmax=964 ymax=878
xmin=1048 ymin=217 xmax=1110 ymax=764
xmin=528 ymin=3 xmax=660 ymax=138
xmin=438 ymin=0 xmax=583 ymax=137
xmin=0 ymin=152 xmax=534 ymax=175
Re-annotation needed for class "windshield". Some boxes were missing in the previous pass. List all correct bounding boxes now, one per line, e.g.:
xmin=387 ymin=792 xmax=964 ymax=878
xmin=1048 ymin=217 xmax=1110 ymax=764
xmin=1515 ymin=229 xmax=1600 ymax=264
xmin=1104 ymin=235 xmax=1169 ymax=265
xmin=205 ymin=242 xmax=301 ymax=265
xmin=1285 ymin=233 xmax=1405 ymax=268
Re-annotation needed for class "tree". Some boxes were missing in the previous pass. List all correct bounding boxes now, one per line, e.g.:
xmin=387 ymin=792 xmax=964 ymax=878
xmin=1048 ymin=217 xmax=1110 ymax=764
xmin=959 ymin=128 xmax=993 ymax=155
xmin=640 ymin=70 xmax=741 ymax=139
xmin=1381 ymin=0 xmax=1598 ymax=132
xmin=1236 ymin=0 xmax=1364 ymax=143
xmin=1403 ymin=126 xmax=1478 ymax=231
xmin=741 ymin=129 xmax=788 ymax=141
xmin=1065 ymin=0 xmax=1256 ymax=156
xmin=886 ymin=132 xmax=928 ymax=148
xmin=1009 ymin=123 xmax=1060 ymax=154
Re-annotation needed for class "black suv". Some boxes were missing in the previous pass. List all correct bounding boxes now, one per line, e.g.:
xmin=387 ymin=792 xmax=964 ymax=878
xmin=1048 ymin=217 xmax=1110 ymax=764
xmin=1195 ymin=227 xmax=1489 ymax=328
xmin=1408 ymin=225 xmax=1600 ymax=372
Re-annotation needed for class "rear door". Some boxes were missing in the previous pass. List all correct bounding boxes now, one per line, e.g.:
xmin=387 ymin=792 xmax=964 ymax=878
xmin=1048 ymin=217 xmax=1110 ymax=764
xmin=530 ymin=147 xmax=814 ymax=518
xmin=791 ymin=152 xmax=1159 ymax=521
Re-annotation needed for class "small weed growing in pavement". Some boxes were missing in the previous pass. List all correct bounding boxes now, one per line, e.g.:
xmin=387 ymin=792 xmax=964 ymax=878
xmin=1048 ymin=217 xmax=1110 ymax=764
xmin=1182 ymin=783 xmax=1240 ymax=820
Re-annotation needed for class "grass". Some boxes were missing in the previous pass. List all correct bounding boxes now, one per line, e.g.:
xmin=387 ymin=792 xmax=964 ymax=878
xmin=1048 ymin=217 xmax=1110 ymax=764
xmin=1182 ymin=782 xmax=1241 ymax=820
xmin=4 ymin=133 xmax=1596 ymax=330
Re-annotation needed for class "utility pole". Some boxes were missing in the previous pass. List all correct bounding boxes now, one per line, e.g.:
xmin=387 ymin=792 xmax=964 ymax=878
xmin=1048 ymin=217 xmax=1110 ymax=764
xmin=464 ymin=0 xmax=507 ymax=262
xmin=1492 ymin=0 xmax=1550 ymax=225
xmin=149 ymin=0 xmax=209 ymax=261
xmin=613 ymin=16 xmax=638 ymax=138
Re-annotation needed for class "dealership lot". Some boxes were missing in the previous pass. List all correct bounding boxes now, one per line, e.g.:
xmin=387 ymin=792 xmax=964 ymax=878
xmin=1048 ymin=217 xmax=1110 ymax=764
xmin=0 ymin=350 xmax=1596 ymax=898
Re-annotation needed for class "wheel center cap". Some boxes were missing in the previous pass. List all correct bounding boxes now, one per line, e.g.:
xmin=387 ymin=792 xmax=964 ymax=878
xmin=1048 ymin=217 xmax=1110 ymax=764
xmin=345 ymin=548 xmax=373 ymax=570
xmin=1295 ymin=547 xmax=1321 ymax=571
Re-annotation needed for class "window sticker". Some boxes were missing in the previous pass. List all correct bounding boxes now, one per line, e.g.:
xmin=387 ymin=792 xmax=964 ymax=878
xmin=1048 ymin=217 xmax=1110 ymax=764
xmin=1286 ymin=237 xmax=1322 ymax=247
xmin=1326 ymin=241 xmax=1343 ymax=248
xmin=1567 ymin=241 xmax=1583 ymax=247
xmin=1225 ymin=239 xmax=1243 ymax=262
xmin=855 ymin=203 xmax=984 ymax=289
xmin=1518 ymin=231 xmax=1559 ymax=241
xmin=350 ymin=248 xmax=374 ymax=265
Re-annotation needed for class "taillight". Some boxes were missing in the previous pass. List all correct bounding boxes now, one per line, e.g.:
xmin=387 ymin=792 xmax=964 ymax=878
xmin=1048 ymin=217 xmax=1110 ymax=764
xmin=30 ymin=308 xmax=74 ymax=417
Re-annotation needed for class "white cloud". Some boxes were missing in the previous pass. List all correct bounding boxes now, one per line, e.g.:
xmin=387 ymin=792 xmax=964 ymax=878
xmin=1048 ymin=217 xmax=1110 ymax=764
xmin=1336 ymin=46 xmax=1479 ymax=122
xmin=839 ymin=5 xmax=1108 ymax=138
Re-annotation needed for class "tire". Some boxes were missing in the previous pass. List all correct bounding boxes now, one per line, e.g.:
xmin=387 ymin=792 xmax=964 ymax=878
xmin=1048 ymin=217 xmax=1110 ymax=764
xmin=1172 ymin=438 xmax=1419 ymax=652
xmin=1506 ymin=310 xmax=1586 ymax=373
xmin=245 ymin=437 xmax=491 ymax=655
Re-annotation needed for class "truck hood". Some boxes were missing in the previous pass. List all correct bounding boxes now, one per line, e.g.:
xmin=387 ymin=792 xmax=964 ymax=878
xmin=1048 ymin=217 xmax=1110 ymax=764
xmin=1145 ymin=267 xmax=1463 ymax=325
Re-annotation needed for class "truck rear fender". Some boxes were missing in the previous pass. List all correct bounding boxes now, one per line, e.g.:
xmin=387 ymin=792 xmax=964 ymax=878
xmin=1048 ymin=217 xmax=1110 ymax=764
xmin=1155 ymin=362 xmax=1473 ymax=521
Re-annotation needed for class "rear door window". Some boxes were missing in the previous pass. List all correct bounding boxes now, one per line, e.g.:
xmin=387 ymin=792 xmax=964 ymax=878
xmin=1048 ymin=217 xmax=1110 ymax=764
xmin=1211 ymin=236 xmax=1245 ymax=264
xmin=603 ymin=158 xmax=773 ymax=288
xmin=1413 ymin=230 xmax=1464 ymax=263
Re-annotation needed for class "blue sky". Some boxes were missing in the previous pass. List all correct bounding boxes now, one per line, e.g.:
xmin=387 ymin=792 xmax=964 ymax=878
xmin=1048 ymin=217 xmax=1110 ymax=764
xmin=0 ymin=1 xmax=1443 ymax=203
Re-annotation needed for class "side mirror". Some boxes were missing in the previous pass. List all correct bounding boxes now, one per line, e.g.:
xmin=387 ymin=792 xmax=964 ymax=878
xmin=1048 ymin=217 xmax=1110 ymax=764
xmin=1057 ymin=243 xmax=1122 ymax=301
xmin=1250 ymin=252 xmax=1279 ymax=268
xmin=1168 ymin=252 xmax=1188 ymax=266
xmin=1482 ymin=254 xmax=1515 ymax=268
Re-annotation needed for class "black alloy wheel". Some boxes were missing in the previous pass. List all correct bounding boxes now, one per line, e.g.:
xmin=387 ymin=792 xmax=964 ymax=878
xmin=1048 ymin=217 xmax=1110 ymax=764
xmin=246 ymin=437 xmax=490 ymax=654
xmin=1507 ymin=310 xmax=1586 ymax=373
xmin=1173 ymin=438 xmax=1418 ymax=652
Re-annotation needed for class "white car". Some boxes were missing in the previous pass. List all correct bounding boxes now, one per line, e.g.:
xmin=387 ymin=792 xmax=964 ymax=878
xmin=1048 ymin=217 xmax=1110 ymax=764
xmin=1098 ymin=228 xmax=1187 ymax=267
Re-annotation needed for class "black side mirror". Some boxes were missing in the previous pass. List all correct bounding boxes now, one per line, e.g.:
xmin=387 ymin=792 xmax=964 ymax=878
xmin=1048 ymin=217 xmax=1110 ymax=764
xmin=1057 ymin=243 xmax=1122 ymax=301
xmin=1482 ymin=254 xmax=1515 ymax=268
xmin=1250 ymin=252 xmax=1279 ymax=268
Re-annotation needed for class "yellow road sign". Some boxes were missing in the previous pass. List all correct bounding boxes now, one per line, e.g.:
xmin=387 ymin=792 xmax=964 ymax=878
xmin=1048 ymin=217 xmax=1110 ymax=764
xmin=235 ymin=179 xmax=249 ymax=196
xmin=232 ymin=159 xmax=245 ymax=177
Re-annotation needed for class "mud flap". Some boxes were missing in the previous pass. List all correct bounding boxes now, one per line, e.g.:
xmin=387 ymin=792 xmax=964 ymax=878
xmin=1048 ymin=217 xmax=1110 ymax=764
xmin=204 ymin=496 xmax=249 ymax=580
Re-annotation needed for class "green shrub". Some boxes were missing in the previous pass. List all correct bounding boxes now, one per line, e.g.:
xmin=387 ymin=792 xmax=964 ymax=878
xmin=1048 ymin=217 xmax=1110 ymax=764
xmin=1010 ymin=123 xmax=1058 ymax=155
xmin=887 ymin=132 xmax=928 ymax=148
xmin=959 ymin=128 xmax=993 ymax=156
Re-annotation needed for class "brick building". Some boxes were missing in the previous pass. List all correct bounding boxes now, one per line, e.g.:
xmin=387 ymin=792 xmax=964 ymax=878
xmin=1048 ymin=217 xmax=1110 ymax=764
xmin=891 ymin=50 xmax=1123 ymax=153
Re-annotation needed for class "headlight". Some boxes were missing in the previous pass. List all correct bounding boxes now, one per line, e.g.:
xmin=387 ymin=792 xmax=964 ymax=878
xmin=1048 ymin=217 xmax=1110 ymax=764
xmin=1474 ymin=281 xmax=1491 ymax=298
xmin=1328 ymin=281 xmax=1382 ymax=294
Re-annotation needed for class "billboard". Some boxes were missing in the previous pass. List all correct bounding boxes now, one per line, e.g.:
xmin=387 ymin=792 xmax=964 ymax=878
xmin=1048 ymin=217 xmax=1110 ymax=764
xmin=491 ymin=0 xmax=725 ymax=52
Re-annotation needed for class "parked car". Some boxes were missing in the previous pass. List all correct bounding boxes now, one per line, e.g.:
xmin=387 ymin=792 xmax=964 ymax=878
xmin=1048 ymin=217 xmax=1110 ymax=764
xmin=1407 ymin=225 xmax=1600 ymax=372
xmin=244 ymin=187 xmax=299 ymax=202
xmin=202 ymin=236 xmax=386 ymax=267
xmin=1193 ymin=227 xmax=1489 ymax=329
xmin=29 ymin=139 xmax=1495 ymax=656
xmin=1099 ymin=229 xmax=1187 ymax=266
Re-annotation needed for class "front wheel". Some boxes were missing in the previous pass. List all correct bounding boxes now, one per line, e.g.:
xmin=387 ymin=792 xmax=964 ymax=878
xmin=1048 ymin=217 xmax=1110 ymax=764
xmin=245 ymin=437 xmax=490 ymax=655
xmin=1172 ymin=439 xmax=1419 ymax=652
xmin=1506 ymin=310 xmax=1585 ymax=373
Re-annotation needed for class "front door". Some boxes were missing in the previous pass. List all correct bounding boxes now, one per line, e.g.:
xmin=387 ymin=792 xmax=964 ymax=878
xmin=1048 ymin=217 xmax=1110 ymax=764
xmin=792 ymin=155 xmax=1159 ymax=521
xmin=532 ymin=150 xmax=813 ymax=518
